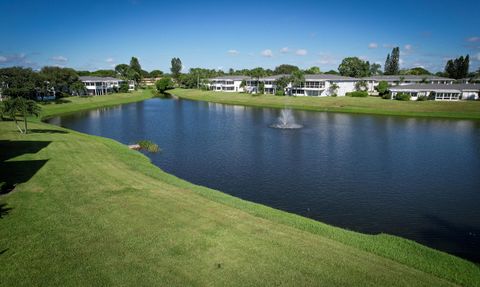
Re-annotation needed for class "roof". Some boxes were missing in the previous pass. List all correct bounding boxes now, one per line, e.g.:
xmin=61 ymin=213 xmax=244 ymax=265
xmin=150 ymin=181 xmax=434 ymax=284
xmin=362 ymin=75 xmax=454 ymax=82
xmin=79 ymin=76 xmax=123 ymax=82
xmin=209 ymin=75 xmax=251 ymax=81
xmin=389 ymin=83 xmax=480 ymax=92
xmin=258 ymin=74 xmax=290 ymax=81
xmin=304 ymin=74 xmax=357 ymax=81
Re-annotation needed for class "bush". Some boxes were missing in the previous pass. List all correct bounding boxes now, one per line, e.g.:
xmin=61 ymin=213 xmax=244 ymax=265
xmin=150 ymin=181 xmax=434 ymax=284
xmin=275 ymin=90 xmax=285 ymax=96
xmin=395 ymin=93 xmax=411 ymax=101
xmin=346 ymin=91 xmax=368 ymax=97
xmin=417 ymin=95 xmax=428 ymax=101
xmin=375 ymin=81 xmax=389 ymax=96
xmin=330 ymin=94 xmax=337 ymax=97
xmin=156 ymin=77 xmax=174 ymax=94
xmin=119 ymin=82 xmax=129 ymax=93
xmin=137 ymin=140 xmax=161 ymax=153
xmin=382 ymin=92 xmax=392 ymax=100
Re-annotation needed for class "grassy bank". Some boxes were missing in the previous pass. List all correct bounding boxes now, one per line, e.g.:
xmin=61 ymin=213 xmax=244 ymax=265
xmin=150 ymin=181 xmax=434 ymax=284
xmin=1 ymin=91 xmax=479 ymax=286
xmin=171 ymin=88 xmax=480 ymax=120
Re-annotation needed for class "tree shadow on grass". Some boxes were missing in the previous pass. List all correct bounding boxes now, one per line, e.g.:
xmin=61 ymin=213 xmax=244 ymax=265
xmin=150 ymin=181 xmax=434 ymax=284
xmin=0 ymin=140 xmax=51 ymax=194
xmin=0 ymin=203 xmax=12 ymax=219
xmin=29 ymin=129 xmax=68 ymax=134
xmin=421 ymin=214 xmax=480 ymax=263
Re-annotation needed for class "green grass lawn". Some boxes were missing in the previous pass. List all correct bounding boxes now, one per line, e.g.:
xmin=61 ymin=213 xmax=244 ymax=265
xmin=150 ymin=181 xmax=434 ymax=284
xmin=1 ymin=90 xmax=479 ymax=286
xmin=171 ymin=88 xmax=480 ymax=120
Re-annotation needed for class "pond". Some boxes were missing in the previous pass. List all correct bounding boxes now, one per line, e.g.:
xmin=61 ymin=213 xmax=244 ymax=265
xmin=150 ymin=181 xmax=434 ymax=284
xmin=48 ymin=97 xmax=480 ymax=262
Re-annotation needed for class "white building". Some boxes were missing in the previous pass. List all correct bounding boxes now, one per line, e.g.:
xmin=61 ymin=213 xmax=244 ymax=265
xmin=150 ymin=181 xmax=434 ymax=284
xmin=362 ymin=75 xmax=454 ymax=93
xmin=79 ymin=76 xmax=134 ymax=96
xmin=389 ymin=84 xmax=479 ymax=101
xmin=288 ymin=74 xmax=358 ymax=96
xmin=208 ymin=76 xmax=250 ymax=92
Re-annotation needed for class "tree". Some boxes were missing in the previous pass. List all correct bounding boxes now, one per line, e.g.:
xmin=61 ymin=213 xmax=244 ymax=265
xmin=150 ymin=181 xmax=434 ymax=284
xmin=170 ymin=58 xmax=182 ymax=81
xmin=369 ymin=63 xmax=382 ymax=75
xmin=156 ymin=77 xmax=174 ymax=93
xmin=355 ymin=80 xmax=368 ymax=91
xmin=39 ymin=66 xmax=81 ymax=97
xmin=274 ymin=76 xmax=290 ymax=95
xmin=149 ymin=70 xmax=163 ymax=78
xmin=0 ymin=67 xmax=39 ymax=99
xmin=2 ymin=97 xmax=41 ymax=133
xmin=130 ymin=57 xmax=142 ymax=74
xmin=328 ymin=83 xmax=339 ymax=96
xmin=119 ymin=82 xmax=129 ymax=93
xmin=401 ymin=67 xmax=431 ymax=75
xmin=444 ymin=55 xmax=470 ymax=79
xmin=324 ymin=70 xmax=339 ymax=75
xmin=289 ymin=70 xmax=305 ymax=87
xmin=129 ymin=57 xmax=142 ymax=84
xmin=273 ymin=64 xmax=300 ymax=75
xmin=375 ymin=81 xmax=389 ymax=96
xmin=384 ymin=47 xmax=400 ymax=75
xmin=305 ymin=66 xmax=321 ymax=74
xmin=338 ymin=57 xmax=370 ymax=77
xmin=115 ymin=64 xmax=130 ymax=79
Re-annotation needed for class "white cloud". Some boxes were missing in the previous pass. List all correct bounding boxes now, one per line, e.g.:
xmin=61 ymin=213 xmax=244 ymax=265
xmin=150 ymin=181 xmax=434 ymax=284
xmin=51 ymin=55 xmax=67 ymax=62
xmin=280 ymin=47 xmax=289 ymax=53
xmin=227 ymin=49 xmax=239 ymax=55
xmin=261 ymin=49 xmax=273 ymax=57
xmin=295 ymin=49 xmax=308 ymax=56
xmin=368 ymin=43 xmax=378 ymax=49
xmin=475 ymin=52 xmax=480 ymax=61
xmin=467 ymin=36 xmax=480 ymax=42
xmin=404 ymin=44 xmax=412 ymax=51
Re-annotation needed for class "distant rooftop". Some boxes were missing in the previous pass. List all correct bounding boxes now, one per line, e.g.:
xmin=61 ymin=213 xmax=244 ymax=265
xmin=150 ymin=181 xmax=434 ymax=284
xmin=389 ymin=83 xmax=480 ymax=91
xmin=209 ymin=75 xmax=251 ymax=81
xmin=362 ymin=75 xmax=454 ymax=82
xmin=79 ymin=76 xmax=123 ymax=82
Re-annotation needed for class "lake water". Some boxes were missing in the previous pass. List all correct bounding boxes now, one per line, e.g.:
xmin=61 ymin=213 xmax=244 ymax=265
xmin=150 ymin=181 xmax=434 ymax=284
xmin=48 ymin=97 xmax=480 ymax=262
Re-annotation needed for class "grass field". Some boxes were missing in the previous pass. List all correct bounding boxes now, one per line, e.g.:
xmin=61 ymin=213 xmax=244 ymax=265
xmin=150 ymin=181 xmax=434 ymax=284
xmin=171 ymin=88 xmax=480 ymax=120
xmin=1 ymin=90 xmax=479 ymax=286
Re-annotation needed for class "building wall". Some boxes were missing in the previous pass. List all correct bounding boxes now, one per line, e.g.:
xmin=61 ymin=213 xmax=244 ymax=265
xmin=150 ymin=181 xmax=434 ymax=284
xmin=462 ymin=91 xmax=479 ymax=100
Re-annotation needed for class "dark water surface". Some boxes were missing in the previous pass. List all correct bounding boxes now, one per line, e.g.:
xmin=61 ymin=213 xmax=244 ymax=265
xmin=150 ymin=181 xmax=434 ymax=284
xmin=48 ymin=97 xmax=480 ymax=262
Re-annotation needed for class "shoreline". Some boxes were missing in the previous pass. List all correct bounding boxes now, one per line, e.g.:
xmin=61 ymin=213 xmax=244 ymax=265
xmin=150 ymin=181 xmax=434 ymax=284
xmin=171 ymin=88 xmax=480 ymax=120
xmin=1 ymin=90 xmax=479 ymax=286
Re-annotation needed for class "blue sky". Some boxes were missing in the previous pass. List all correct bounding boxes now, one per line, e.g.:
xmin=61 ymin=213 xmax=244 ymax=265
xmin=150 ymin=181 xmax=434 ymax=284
xmin=1 ymin=0 xmax=479 ymax=73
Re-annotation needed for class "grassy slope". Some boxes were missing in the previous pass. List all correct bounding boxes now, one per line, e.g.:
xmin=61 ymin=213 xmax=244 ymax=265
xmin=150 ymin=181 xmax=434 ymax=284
xmin=171 ymin=88 xmax=480 ymax=120
xmin=0 ymin=90 xmax=479 ymax=286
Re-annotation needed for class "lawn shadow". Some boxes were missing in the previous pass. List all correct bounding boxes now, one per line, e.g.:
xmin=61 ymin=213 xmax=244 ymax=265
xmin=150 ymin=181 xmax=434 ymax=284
xmin=29 ymin=129 xmax=68 ymax=134
xmin=421 ymin=214 xmax=480 ymax=263
xmin=0 ymin=140 xmax=51 ymax=194
xmin=0 ymin=203 xmax=12 ymax=218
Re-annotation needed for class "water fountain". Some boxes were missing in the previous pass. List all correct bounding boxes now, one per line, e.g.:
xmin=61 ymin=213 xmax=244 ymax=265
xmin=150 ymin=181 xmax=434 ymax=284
xmin=270 ymin=108 xmax=303 ymax=129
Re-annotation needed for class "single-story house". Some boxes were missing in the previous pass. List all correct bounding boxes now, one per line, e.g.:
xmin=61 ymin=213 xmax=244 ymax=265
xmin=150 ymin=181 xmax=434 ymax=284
xmin=389 ymin=84 xmax=479 ymax=101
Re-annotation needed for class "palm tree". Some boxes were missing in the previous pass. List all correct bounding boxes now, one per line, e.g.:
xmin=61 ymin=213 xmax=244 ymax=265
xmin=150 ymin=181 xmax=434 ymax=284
xmin=2 ymin=97 xmax=41 ymax=134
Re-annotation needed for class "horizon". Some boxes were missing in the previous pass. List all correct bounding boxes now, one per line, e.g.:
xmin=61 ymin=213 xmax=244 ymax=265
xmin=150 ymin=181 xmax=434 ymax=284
xmin=1 ymin=0 xmax=479 ymax=73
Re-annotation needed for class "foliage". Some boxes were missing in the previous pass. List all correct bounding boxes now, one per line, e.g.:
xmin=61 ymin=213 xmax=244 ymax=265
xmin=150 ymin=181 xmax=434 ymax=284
xmin=115 ymin=64 xmax=130 ymax=79
xmin=417 ymin=95 xmax=428 ymax=101
xmin=274 ymin=64 xmax=300 ymax=75
xmin=155 ymin=77 xmax=174 ymax=93
xmin=304 ymin=66 xmax=321 ymax=74
xmin=275 ymin=76 xmax=290 ymax=95
xmin=79 ymin=69 xmax=117 ymax=77
xmin=39 ymin=66 xmax=82 ymax=97
xmin=395 ymin=93 xmax=411 ymax=101
xmin=382 ymin=92 xmax=392 ymax=99
xmin=119 ymin=82 xmax=129 ymax=93
xmin=400 ymin=67 xmax=431 ymax=75
xmin=338 ymin=57 xmax=370 ymax=77
xmin=384 ymin=47 xmax=400 ymax=75
xmin=444 ymin=55 xmax=470 ymax=79
xmin=170 ymin=57 xmax=182 ymax=80
xmin=369 ymin=63 xmax=382 ymax=75
xmin=324 ymin=70 xmax=339 ymax=75
xmin=329 ymin=83 xmax=339 ymax=96
xmin=149 ymin=70 xmax=163 ymax=78
xmin=375 ymin=81 xmax=389 ymax=96
xmin=354 ymin=80 xmax=368 ymax=91
xmin=0 ymin=67 xmax=39 ymax=99
xmin=289 ymin=70 xmax=305 ymax=87
xmin=136 ymin=140 xmax=161 ymax=153
xmin=1 ymin=97 xmax=41 ymax=133
xmin=346 ymin=91 xmax=368 ymax=97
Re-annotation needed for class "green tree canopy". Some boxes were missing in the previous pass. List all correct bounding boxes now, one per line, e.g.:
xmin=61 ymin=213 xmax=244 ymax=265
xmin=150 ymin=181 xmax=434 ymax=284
xmin=444 ymin=55 xmax=469 ymax=79
xmin=156 ymin=77 xmax=174 ymax=93
xmin=1 ymin=97 xmax=41 ymax=133
xmin=304 ymin=66 xmax=321 ymax=74
xmin=273 ymin=64 xmax=300 ymax=75
xmin=384 ymin=47 xmax=400 ymax=75
xmin=338 ymin=57 xmax=370 ymax=77
xmin=400 ymin=67 xmax=431 ymax=75
xmin=170 ymin=58 xmax=182 ymax=80
xmin=149 ymin=70 xmax=164 ymax=78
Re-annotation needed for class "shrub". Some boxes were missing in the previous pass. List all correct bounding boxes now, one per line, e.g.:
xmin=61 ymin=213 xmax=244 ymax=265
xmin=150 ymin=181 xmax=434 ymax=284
xmin=346 ymin=91 xmax=368 ymax=97
xmin=417 ymin=95 xmax=428 ymax=101
xmin=375 ymin=81 xmax=389 ymax=96
xmin=156 ymin=77 xmax=174 ymax=94
xmin=119 ymin=82 xmax=129 ymax=93
xmin=395 ymin=93 xmax=411 ymax=101
xmin=330 ymin=94 xmax=338 ymax=97
xmin=275 ymin=90 xmax=285 ymax=96
xmin=137 ymin=140 xmax=161 ymax=153
xmin=382 ymin=92 xmax=392 ymax=100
